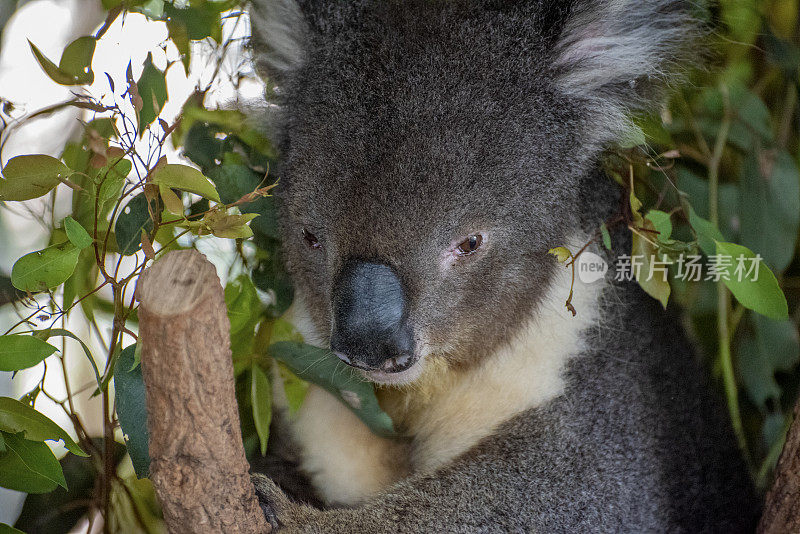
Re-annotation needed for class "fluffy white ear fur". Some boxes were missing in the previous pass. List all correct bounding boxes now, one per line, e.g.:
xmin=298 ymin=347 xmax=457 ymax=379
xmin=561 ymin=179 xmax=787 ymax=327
xmin=553 ymin=0 xmax=706 ymax=143
xmin=249 ymin=0 xmax=308 ymax=84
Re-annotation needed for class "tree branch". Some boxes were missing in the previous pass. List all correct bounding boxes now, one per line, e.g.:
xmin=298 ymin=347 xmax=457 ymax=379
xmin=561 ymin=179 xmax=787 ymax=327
xmin=136 ymin=250 xmax=269 ymax=534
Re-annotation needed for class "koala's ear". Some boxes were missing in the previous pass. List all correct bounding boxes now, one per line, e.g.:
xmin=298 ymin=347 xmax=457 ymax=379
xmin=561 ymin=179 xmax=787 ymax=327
xmin=552 ymin=0 xmax=708 ymax=143
xmin=249 ymin=0 xmax=310 ymax=86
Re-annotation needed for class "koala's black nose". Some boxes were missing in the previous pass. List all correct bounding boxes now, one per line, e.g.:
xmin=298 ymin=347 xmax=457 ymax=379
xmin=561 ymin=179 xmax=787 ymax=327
xmin=330 ymin=261 xmax=416 ymax=372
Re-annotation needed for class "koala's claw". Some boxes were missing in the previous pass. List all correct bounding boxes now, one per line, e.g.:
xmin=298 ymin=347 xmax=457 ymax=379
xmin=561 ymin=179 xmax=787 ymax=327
xmin=256 ymin=494 xmax=280 ymax=531
xmin=252 ymin=473 xmax=282 ymax=531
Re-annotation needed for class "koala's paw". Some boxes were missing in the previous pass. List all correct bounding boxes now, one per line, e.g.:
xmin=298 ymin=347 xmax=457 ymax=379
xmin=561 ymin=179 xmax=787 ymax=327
xmin=251 ymin=473 xmax=287 ymax=531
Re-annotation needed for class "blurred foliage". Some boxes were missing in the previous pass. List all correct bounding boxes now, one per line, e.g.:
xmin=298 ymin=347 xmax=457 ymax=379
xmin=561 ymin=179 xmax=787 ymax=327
xmin=618 ymin=0 xmax=800 ymax=489
xmin=0 ymin=0 xmax=797 ymax=532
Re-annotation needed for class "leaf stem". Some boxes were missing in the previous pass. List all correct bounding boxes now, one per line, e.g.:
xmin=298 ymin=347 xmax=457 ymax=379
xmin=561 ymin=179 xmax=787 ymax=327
xmin=709 ymin=85 xmax=749 ymax=463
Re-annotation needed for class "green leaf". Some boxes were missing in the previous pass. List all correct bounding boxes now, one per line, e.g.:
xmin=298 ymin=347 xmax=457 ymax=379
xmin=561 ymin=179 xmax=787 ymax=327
xmin=277 ymin=362 xmax=308 ymax=416
xmin=164 ymin=3 xmax=222 ymax=42
xmin=547 ymin=246 xmax=571 ymax=263
xmin=269 ymin=341 xmax=396 ymax=438
xmin=13 ymin=438 xmax=117 ymax=534
xmin=159 ymin=184 xmax=184 ymax=215
xmin=97 ymin=157 xmax=132 ymax=207
xmin=0 ymin=432 xmax=5 ymax=452
xmin=645 ymin=210 xmax=673 ymax=243
xmin=0 ymin=335 xmax=58 ymax=372
xmin=131 ymin=342 xmax=143 ymax=371
xmin=28 ymin=40 xmax=83 ymax=86
xmin=11 ymin=241 xmax=81 ymax=293
xmin=209 ymin=164 xmax=280 ymax=239
xmin=600 ymin=222 xmax=612 ymax=250
xmin=114 ymin=344 xmax=150 ymax=478
xmin=0 ymin=523 xmax=24 ymax=534
xmin=0 ymin=155 xmax=70 ymax=201
xmin=0 ymin=432 xmax=66 ymax=493
xmin=205 ymin=212 xmax=258 ymax=239
xmin=115 ymin=193 xmax=158 ymax=256
xmin=226 ymin=276 xmax=261 ymax=368
xmin=251 ymin=364 xmax=271 ymax=455
xmin=632 ymin=230 xmax=671 ymax=309
xmin=270 ymin=318 xmax=304 ymax=344
xmin=252 ymin=239 xmax=294 ymax=316
xmin=739 ymin=149 xmax=800 ymax=272
xmin=0 ymin=397 xmax=86 ymax=456
xmin=136 ymin=52 xmax=168 ymax=131
xmin=225 ymin=275 xmax=261 ymax=335
xmin=686 ymin=204 xmax=725 ymax=256
xmin=630 ymin=190 xmax=670 ymax=308
xmin=151 ymin=164 xmax=220 ymax=202
xmin=699 ymin=83 xmax=773 ymax=148
xmin=36 ymin=329 xmax=101 ymax=386
xmin=739 ymin=314 xmax=800 ymax=409
xmin=136 ymin=0 xmax=165 ymax=18
xmin=714 ymin=241 xmax=788 ymax=320
xmin=677 ymin=167 xmax=739 ymax=240
xmin=58 ymin=36 xmax=96 ymax=84
xmin=63 ymin=216 xmax=93 ymax=249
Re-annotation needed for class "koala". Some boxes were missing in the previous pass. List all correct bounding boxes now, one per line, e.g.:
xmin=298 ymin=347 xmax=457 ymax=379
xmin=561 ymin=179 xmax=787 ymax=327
xmin=247 ymin=0 xmax=760 ymax=532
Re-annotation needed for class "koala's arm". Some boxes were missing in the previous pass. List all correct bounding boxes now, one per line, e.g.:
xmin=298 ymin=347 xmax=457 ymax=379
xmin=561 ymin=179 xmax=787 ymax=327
xmin=250 ymin=413 xmax=574 ymax=534
xmin=252 ymin=454 xmax=525 ymax=534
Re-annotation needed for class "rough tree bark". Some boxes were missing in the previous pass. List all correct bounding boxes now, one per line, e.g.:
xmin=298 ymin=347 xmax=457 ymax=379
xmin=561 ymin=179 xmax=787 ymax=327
xmin=136 ymin=249 xmax=269 ymax=534
xmin=758 ymin=398 xmax=800 ymax=534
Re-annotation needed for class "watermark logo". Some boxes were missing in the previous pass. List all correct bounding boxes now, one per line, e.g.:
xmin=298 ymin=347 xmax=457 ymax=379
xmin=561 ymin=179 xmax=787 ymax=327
xmin=576 ymin=251 xmax=608 ymax=284
xmin=568 ymin=252 xmax=764 ymax=284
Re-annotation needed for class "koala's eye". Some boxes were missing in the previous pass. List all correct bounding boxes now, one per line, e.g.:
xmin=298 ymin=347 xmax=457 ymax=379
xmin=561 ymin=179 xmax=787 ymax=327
xmin=456 ymin=234 xmax=483 ymax=256
xmin=302 ymin=228 xmax=321 ymax=249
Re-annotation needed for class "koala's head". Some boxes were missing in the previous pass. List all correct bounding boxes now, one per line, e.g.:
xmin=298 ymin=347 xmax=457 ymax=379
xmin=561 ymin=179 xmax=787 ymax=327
xmin=250 ymin=0 xmax=703 ymax=384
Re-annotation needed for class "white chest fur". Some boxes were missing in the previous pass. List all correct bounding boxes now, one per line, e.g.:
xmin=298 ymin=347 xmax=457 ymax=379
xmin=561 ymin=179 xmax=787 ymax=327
xmin=273 ymin=250 xmax=604 ymax=506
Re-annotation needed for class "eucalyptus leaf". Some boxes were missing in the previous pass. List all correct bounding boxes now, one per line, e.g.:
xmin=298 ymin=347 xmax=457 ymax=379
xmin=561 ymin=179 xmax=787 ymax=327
xmin=114 ymin=344 xmax=150 ymax=478
xmin=645 ymin=210 xmax=673 ymax=243
xmin=0 ymin=155 xmax=70 ymax=201
xmin=739 ymin=149 xmax=800 ymax=272
xmin=277 ymin=362 xmax=308 ymax=416
xmin=63 ymin=216 xmax=93 ymax=249
xmin=136 ymin=52 xmax=168 ymax=131
xmin=600 ymin=222 xmax=612 ymax=250
xmin=151 ymin=164 xmax=220 ymax=202
xmin=686 ymin=204 xmax=725 ymax=257
xmin=739 ymin=315 xmax=800 ymax=409
xmin=28 ymin=40 xmax=83 ymax=86
xmin=11 ymin=241 xmax=81 ymax=293
xmin=251 ymin=363 xmax=271 ymax=455
xmin=630 ymin=191 xmax=670 ymax=308
xmin=209 ymin=164 xmax=280 ymax=239
xmin=225 ymin=274 xmax=262 ymax=336
xmin=115 ymin=193 xmax=157 ymax=256
xmin=269 ymin=341 xmax=396 ymax=438
xmin=58 ymin=36 xmax=96 ymax=84
xmin=0 ymin=432 xmax=66 ymax=493
xmin=0 ymin=335 xmax=58 ymax=372
xmin=36 ymin=328 xmax=101 ymax=386
xmin=714 ymin=241 xmax=788 ymax=320
xmin=0 ymin=397 xmax=86 ymax=456
xmin=0 ymin=522 xmax=24 ymax=534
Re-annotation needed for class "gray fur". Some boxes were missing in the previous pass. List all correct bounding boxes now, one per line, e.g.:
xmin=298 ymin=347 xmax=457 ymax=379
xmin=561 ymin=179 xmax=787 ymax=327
xmin=248 ymin=0 xmax=758 ymax=531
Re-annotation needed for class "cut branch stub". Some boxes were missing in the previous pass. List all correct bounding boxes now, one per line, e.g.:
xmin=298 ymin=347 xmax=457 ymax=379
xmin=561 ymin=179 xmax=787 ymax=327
xmin=136 ymin=249 xmax=269 ymax=534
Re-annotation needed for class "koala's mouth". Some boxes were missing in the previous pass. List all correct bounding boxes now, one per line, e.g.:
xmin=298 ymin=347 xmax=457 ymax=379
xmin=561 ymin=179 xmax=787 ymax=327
xmin=334 ymin=351 xmax=423 ymax=385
